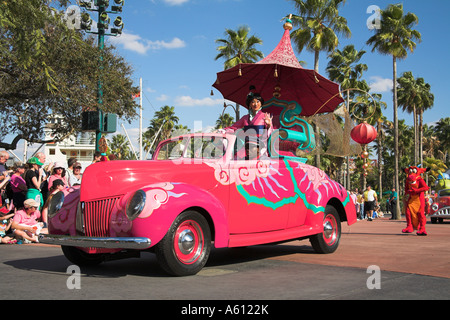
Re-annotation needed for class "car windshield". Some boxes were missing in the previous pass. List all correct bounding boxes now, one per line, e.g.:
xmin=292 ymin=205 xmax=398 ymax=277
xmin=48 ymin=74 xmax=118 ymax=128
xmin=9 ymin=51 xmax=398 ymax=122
xmin=439 ymin=189 xmax=450 ymax=197
xmin=155 ymin=135 xmax=227 ymax=161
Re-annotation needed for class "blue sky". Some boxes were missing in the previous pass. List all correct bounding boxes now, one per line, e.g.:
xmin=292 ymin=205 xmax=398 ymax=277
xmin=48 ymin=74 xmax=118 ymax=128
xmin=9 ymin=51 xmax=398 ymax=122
xmin=9 ymin=0 xmax=450 ymax=157
xmin=107 ymin=0 xmax=449 ymax=138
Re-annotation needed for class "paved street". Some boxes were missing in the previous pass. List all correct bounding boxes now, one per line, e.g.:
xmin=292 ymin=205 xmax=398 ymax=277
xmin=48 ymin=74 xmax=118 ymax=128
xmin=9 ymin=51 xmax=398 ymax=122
xmin=1 ymin=217 xmax=449 ymax=304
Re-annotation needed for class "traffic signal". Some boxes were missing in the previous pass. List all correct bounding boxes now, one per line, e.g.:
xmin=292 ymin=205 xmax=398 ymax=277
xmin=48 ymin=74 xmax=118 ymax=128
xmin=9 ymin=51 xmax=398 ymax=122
xmin=98 ymin=11 xmax=110 ymax=29
xmin=79 ymin=1 xmax=91 ymax=9
xmin=112 ymin=0 xmax=124 ymax=12
xmin=103 ymin=113 xmax=117 ymax=133
xmin=94 ymin=0 xmax=109 ymax=7
xmin=82 ymin=111 xmax=117 ymax=133
xmin=111 ymin=17 xmax=124 ymax=35
xmin=80 ymin=12 xmax=93 ymax=30
xmin=82 ymin=111 xmax=100 ymax=131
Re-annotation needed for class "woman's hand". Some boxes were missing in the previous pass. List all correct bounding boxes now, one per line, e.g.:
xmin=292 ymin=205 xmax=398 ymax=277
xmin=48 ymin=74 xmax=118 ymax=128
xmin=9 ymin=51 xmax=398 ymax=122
xmin=264 ymin=113 xmax=273 ymax=128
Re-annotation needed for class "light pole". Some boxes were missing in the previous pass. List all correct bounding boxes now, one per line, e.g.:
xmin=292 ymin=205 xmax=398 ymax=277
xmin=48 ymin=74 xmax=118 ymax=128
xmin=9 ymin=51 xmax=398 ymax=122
xmin=79 ymin=0 xmax=124 ymax=152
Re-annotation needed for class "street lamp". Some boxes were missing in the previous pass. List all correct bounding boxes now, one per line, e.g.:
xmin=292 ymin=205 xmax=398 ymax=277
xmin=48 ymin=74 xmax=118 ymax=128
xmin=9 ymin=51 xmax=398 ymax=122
xmin=79 ymin=0 xmax=124 ymax=152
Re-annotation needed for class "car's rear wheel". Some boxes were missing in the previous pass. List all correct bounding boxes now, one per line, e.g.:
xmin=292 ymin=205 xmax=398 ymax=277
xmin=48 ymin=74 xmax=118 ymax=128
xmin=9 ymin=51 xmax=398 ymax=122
xmin=156 ymin=211 xmax=211 ymax=276
xmin=309 ymin=205 xmax=341 ymax=254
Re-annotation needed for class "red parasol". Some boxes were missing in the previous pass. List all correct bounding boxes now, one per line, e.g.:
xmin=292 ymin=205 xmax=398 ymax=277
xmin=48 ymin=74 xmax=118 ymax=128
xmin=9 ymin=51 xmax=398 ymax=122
xmin=213 ymin=19 xmax=344 ymax=117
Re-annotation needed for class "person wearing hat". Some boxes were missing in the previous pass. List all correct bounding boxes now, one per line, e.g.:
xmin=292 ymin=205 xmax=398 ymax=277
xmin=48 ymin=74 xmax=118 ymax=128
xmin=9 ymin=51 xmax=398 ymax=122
xmin=11 ymin=199 xmax=45 ymax=243
xmin=47 ymin=161 xmax=68 ymax=191
xmin=25 ymin=157 xmax=44 ymax=210
xmin=68 ymin=162 xmax=82 ymax=186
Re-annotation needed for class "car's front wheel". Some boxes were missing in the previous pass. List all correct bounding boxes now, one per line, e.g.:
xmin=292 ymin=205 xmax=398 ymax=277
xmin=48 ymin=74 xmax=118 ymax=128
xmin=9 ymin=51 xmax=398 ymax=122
xmin=309 ymin=205 xmax=341 ymax=254
xmin=156 ymin=211 xmax=211 ymax=276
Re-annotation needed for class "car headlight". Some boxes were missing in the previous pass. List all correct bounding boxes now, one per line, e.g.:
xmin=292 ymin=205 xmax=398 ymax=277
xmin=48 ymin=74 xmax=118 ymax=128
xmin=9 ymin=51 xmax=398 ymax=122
xmin=48 ymin=191 xmax=65 ymax=218
xmin=126 ymin=190 xmax=146 ymax=221
xmin=432 ymin=203 xmax=439 ymax=212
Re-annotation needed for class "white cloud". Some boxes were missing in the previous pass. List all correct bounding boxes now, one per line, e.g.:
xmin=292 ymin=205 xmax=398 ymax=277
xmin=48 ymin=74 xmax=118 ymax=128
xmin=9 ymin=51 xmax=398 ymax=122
xmin=156 ymin=94 xmax=169 ymax=101
xmin=110 ymin=32 xmax=186 ymax=54
xmin=148 ymin=37 xmax=186 ymax=50
xmin=175 ymin=96 xmax=224 ymax=107
xmin=164 ymin=0 xmax=189 ymax=5
xmin=369 ymin=76 xmax=393 ymax=93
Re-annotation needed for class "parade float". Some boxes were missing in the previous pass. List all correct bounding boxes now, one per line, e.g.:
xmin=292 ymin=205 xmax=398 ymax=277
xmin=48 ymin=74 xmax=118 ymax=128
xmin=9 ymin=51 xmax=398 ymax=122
xmin=40 ymin=18 xmax=357 ymax=276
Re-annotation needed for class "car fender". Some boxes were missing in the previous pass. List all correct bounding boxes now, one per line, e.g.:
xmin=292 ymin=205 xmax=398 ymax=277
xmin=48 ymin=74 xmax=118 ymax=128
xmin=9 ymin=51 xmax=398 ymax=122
xmin=128 ymin=182 xmax=229 ymax=248
xmin=48 ymin=186 xmax=81 ymax=236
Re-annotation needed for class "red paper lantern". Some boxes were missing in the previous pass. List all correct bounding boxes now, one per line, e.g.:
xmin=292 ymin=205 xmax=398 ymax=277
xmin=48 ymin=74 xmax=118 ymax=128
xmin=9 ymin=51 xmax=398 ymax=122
xmin=351 ymin=122 xmax=378 ymax=145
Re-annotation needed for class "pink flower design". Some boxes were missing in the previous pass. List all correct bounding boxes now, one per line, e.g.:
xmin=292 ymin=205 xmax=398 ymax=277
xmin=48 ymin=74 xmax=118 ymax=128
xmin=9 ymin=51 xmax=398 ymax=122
xmin=207 ymin=161 xmax=271 ymax=186
xmin=138 ymin=183 xmax=175 ymax=219
xmin=297 ymin=163 xmax=329 ymax=190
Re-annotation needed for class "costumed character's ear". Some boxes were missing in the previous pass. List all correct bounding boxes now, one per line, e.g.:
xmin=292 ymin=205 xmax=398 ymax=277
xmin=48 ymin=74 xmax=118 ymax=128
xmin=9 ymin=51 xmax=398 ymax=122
xmin=404 ymin=167 xmax=410 ymax=174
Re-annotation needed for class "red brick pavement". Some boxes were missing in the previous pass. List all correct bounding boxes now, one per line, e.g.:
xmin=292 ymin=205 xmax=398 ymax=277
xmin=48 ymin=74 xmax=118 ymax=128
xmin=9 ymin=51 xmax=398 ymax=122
xmin=271 ymin=217 xmax=450 ymax=279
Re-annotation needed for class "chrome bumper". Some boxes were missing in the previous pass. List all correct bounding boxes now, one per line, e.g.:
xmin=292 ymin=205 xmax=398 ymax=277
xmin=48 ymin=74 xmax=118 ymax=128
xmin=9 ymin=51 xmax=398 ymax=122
xmin=430 ymin=206 xmax=450 ymax=218
xmin=38 ymin=234 xmax=151 ymax=250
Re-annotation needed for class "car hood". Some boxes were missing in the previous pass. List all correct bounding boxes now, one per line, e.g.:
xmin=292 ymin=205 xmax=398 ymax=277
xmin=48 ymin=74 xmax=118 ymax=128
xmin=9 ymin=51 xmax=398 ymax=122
xmin=80 ymin=160 xmax=221 ymax=202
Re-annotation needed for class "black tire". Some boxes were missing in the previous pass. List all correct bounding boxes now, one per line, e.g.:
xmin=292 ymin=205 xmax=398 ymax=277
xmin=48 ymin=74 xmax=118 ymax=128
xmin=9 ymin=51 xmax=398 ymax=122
xmin=309 ymin=205 xmax=341 ymax=254
xmin=155 ymin=211 xmax=211 ymax=276
xmin=61 ymin=246 xmax=105 ymax=266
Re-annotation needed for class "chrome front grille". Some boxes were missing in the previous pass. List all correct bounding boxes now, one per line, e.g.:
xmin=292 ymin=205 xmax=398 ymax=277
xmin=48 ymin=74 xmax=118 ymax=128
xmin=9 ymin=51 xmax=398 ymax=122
xmin=83 ymin=197 xmax=120 ymax=237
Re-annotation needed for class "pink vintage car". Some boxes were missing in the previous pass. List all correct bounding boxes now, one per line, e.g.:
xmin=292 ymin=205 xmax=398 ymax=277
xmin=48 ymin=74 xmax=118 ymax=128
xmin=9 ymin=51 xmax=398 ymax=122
xmin=40 ymin=99 xmax=357 ymax=276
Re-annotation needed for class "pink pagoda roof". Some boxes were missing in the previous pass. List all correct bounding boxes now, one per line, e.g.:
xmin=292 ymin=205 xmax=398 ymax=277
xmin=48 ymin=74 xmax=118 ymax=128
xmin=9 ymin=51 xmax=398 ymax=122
xmin=256 ymin=22 xmax=302 ymax=69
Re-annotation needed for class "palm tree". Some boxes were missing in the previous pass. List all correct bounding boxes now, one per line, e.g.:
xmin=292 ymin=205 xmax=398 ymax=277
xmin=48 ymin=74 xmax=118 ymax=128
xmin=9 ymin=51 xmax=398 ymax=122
xmin=288 ymin=0 xmax=351 ymax=72
xmin=367 ymin=3 xmax=421 ymax=219
xmin=288 ymin=0 xmax=351 ymax=168
xmin=397 ymin=72 xmax=434 ymax=165
xmin=215 ymin=26 xmax=264 ymax=120
xmin=352 ymin=93 xmax=386 ymax=192
xmin=326 ymin=44 xmax=369 ymax=189
xmin=326 ymin=45 xmax=368 ymax=93
xmin=423 ymin=157 xmax=448 ymax=185
xmin=148 ymin=105 xmax=180 ymax=146
xmin=422 ymin=124 xmax=441 ymax=160
xmin=434 ymin=117 xmax=450 ymax=165
xmin=108 ymin=134 xmax=132 ymax=160
xmin=215 ymin=113 xmax=235 ymax=130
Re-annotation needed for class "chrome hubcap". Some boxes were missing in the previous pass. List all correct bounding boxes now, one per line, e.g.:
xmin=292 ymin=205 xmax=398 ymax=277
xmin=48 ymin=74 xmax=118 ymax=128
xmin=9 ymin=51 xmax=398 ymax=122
xmin=323 ymin=221 xmax=334 ymax=239
xmin=178 ymin=230 xmax=195 ymax=254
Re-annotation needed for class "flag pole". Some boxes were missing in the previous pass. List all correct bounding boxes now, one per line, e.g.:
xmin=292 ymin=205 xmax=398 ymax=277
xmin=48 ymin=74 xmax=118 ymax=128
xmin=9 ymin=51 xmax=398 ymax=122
xmin=139 ymin=77 xmax=143 ymax=160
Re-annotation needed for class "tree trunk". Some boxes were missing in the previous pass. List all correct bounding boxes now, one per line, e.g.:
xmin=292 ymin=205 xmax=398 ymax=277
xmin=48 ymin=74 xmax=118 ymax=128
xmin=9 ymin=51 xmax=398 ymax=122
xmin=419 ymin=110 xmax=424 ymax=165
xmin=413 ymin=104 xmax=418 ymax=165
xmin=346 ymin=91 xmax=351 ymax=190
xmin=393 ymin=57 xmax=401 ymax=220
xmin=377 ymin=119 xmax=383 ymax=203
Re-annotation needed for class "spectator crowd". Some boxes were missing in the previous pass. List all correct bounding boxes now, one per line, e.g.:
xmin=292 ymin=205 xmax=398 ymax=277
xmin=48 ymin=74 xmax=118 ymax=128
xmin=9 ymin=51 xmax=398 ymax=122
xmin=0 ymin=150 xmax=85 ymax=244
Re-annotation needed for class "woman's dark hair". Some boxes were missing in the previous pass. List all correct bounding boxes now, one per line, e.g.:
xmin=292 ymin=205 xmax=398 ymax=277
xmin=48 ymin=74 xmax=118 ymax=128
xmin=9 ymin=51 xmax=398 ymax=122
xmin=246 ymin=92 xmax=264 ymax=107
xmin=49 ymin=179 xmax=65 ymax=192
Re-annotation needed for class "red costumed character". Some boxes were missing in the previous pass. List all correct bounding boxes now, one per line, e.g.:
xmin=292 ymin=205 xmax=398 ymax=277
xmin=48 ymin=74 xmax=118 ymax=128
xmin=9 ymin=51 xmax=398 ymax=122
xmin=402 ymin=166 xmax=430 ymax=236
